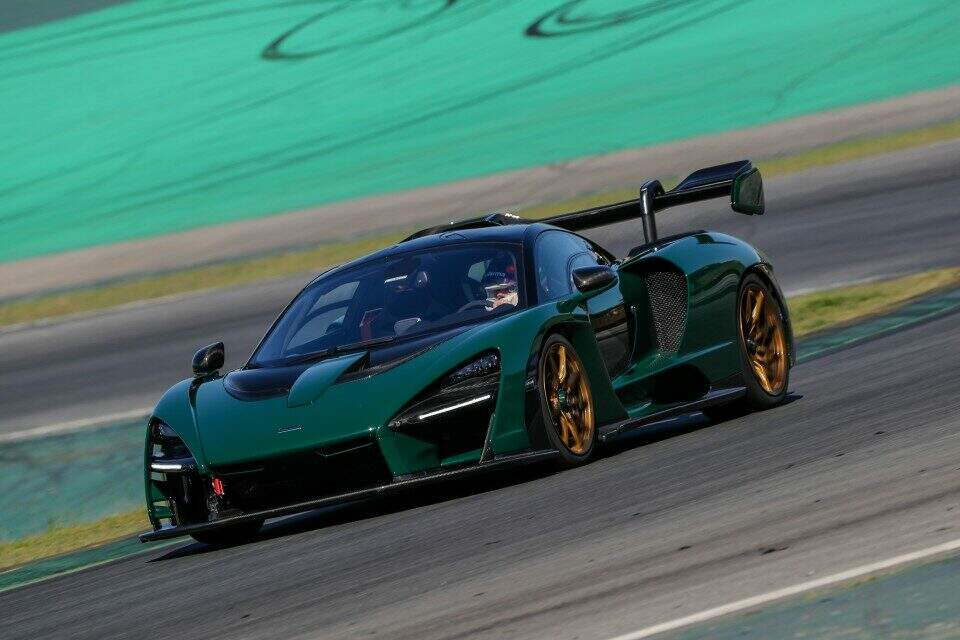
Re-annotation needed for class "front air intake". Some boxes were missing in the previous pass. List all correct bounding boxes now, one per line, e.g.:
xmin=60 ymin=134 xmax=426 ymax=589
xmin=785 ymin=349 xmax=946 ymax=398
xmin=644 ymin=270 xmax=687 ymax=353
xmin=210 ymin=437 xmax=392 ymax=513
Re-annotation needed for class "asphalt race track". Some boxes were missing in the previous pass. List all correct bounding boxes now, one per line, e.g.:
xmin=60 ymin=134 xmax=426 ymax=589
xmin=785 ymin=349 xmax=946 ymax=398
xmin=3 ymin=289 xmax=960 ymax=638
xmin=1 ymin=141 xmax=958 ymax=435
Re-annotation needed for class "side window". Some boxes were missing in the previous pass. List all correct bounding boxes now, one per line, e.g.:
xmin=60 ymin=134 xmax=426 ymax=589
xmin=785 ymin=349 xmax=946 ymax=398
xmin=535 ymin=231 xmax=598 ymax=301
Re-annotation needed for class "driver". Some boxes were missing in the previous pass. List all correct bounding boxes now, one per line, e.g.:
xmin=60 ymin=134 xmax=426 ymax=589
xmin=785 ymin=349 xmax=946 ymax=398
xmin=480 ymin=259 xmax=519 ymax=309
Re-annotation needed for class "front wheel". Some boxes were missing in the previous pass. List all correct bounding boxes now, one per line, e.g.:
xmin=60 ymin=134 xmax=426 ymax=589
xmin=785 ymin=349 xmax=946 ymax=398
xmin=538 ymin=334 xmax=597 ymax=467
xmin=705 ymin=274 xmax=790 ymax=421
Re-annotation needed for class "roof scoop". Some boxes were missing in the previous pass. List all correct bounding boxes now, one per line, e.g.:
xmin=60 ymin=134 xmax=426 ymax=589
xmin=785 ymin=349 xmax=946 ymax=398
xmin=403 ymin=160 xmax=764 ymax=245
xmin=403 ymin=212 xmax=524 ymax=242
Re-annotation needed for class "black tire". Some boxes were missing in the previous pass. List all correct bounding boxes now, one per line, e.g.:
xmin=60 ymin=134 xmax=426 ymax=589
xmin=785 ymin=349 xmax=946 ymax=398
xmin=704 ymin=273 xmax=790 ymax=421
xmin=190 ymin=519 xmax=263 ymax=546
xmin=538 ymin=334 xmax=597 ymax=467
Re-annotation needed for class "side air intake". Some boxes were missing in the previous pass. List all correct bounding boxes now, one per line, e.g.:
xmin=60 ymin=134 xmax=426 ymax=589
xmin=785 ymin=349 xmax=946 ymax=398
xmin=645 ymin=270 xmax=687 ymax=353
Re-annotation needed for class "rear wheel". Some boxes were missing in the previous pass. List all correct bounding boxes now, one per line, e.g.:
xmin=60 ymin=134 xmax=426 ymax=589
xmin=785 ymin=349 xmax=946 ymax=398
xmin=538 ymin=335 xmax=597 ymax=467
xmin=704 ymin=274 xmax=790 ymax=421
xmin=190 ymin=519 xmax=263 ymax=546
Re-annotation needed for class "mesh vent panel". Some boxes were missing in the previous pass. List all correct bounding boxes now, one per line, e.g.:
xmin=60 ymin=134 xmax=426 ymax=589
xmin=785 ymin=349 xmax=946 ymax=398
xmin=645 ymin=271 xmax=687 ymax=353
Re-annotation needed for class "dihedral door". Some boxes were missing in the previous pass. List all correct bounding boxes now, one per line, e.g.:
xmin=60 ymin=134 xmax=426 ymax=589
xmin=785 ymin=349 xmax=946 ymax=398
xmin=584 ymin=287 xmax=631 ymax=377
xmin=534 ymin=229 xmax=632 ymax=376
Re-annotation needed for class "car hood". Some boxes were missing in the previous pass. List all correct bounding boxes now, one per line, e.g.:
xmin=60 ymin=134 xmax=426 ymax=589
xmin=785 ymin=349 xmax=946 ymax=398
xmin=222 ymin=325 xmax=468 ymax=404
xmin=181 ymin=324 xmax=479 ymax=467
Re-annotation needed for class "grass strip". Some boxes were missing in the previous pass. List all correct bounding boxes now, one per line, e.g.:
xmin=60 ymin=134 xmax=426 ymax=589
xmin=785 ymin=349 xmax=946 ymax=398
xmin=0 ymin=233 xmax=405 ymax=328
xmin=2 ymin=120 xmax=959 ymax=329
xmin=0 ymin=510 xmax=148 ymax=572
xmin=789 ymin=267 xmax=960 ymax=337
xmin=757 ymin=119 xmax=960 ymax=177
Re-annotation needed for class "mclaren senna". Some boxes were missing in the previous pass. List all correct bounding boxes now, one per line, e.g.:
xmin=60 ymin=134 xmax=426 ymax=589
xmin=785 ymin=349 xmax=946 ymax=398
xmin=142 ymin=159 xmax=792 ymax=544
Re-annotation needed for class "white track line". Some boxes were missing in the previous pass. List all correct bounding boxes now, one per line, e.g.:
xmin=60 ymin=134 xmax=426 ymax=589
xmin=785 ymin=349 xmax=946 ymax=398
xmin=604 ymin=538 xmax=960 ymax=640
xmin=0 ymin=407 xmax=151 ymax=444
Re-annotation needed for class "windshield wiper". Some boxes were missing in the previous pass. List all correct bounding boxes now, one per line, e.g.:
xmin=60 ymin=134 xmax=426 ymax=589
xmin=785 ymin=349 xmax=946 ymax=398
xmin=283 ymin=347 xmax=337 ymax=366
xmin=282 ymin=335 xmax=396 ymax=366
xmin=333 ymin=335 xmax=396 ymax=353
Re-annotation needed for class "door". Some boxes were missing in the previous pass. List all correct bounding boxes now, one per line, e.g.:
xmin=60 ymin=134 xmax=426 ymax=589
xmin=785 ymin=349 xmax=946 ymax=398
xmin=533 ymin=230 xmax=631 ymax=376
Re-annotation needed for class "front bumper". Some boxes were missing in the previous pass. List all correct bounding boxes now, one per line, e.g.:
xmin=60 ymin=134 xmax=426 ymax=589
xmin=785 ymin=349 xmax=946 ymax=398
xmin=140 ymin=449 xmax=557 ymax=542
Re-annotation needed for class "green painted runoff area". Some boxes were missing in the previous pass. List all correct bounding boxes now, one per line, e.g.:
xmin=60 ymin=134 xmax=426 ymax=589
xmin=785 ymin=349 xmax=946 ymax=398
xmin=2 ymin=0 xmax=959 ymax=262
xmin=669 ymin=553 xmax=960 ymax=639
xmin=0 ymin=419 xmax=147 ymax=540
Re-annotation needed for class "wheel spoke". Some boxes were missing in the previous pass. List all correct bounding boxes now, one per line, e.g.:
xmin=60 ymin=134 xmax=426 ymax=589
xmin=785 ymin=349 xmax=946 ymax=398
xmin=557 ymin=413 xmax=569 ymax=444
xmin=564 ymin=413 xmax=582 ymax=450
xmin=559 ymin=413 xmax=575 ymax=447
xmin=545 ymin=354 xmax=557 ymax=383
xmin=573 ymin=392 xmax=586 ymax=413
xmin=557 ymin=345 xmax=567 ymax=383
xmin=751 ymin=289 xmax=764 ymax=324
xmin=752 ymin=362 xmax=770 ymax=390
xmin=566 ymin=365 xmax=580 ymax=390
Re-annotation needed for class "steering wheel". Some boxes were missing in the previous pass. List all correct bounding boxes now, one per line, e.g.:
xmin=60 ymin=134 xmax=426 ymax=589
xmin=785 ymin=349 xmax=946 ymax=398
xmin=458 ymin=299 xmax=492 ymax=313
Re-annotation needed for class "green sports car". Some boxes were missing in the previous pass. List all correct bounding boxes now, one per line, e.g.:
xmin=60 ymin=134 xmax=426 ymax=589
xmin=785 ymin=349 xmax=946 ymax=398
xmin=142 ymin=160 xmax=793 ymax=544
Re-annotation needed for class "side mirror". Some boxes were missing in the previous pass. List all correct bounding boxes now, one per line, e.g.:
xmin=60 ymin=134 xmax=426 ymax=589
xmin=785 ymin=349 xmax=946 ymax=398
xmin=731 ymin=165 xmax=765 ymax=215
xmin=192 ymin=342 xmax=225 ymax=377
xmin=559 ymin=266 xmax=618 ymax=312
xmin=572 ymin=265 xmax=617 ymax=293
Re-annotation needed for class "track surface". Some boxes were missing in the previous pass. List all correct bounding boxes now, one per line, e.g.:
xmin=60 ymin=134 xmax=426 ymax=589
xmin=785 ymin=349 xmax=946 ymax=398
xmin=1 ymin=141 xmax=958 ymax=434
xmin=3 ymin=296 xmax=959 ymax=638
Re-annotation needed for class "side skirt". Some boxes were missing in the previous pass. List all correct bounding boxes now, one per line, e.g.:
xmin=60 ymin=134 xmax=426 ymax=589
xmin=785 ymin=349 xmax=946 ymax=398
xmin=598 ymin=387 xmax=746 ymax=443
xmin=139 ymin=449 xmax=558 ymax=543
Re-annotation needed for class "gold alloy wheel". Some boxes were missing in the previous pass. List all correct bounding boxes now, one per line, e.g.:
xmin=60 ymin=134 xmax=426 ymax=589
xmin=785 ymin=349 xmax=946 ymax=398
xmin=541 ymin=342 xmax=595 ymax=455
xmin=739 ymin=284 xmax=787 ymax=395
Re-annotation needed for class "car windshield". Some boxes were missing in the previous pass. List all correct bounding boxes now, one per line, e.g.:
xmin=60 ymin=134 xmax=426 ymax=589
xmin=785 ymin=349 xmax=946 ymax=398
xmin=250 ymin=243 xmax=524 ymax=367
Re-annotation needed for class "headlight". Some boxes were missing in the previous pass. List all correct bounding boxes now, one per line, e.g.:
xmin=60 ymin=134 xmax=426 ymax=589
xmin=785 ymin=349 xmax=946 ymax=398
xmin=446 ymin=352 xmax=499 ymax=385
xmin=151 ymin=420 xmax=180 ymax=441
xmin=389 ymin=352 xmax=500 ymax=431
xmin=147 ymin=419 xmax=206 ymax=530
xmin=149 ymin=419 xmax=196 ymax=472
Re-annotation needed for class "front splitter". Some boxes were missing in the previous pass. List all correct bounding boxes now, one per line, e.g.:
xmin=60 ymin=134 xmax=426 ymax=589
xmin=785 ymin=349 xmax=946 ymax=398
xmin=140 ymin=449 xmax=558 ymax=542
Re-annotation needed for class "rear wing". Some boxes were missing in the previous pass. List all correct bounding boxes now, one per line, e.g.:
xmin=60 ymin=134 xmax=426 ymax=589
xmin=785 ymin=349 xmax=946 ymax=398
xmin=544 ymin=159 xmax=764 ymax=244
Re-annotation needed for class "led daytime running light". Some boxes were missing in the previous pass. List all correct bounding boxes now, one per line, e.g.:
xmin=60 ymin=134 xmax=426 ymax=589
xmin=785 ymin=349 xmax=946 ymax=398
xmin=416 ymin=394 xmax=492 ymax=421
